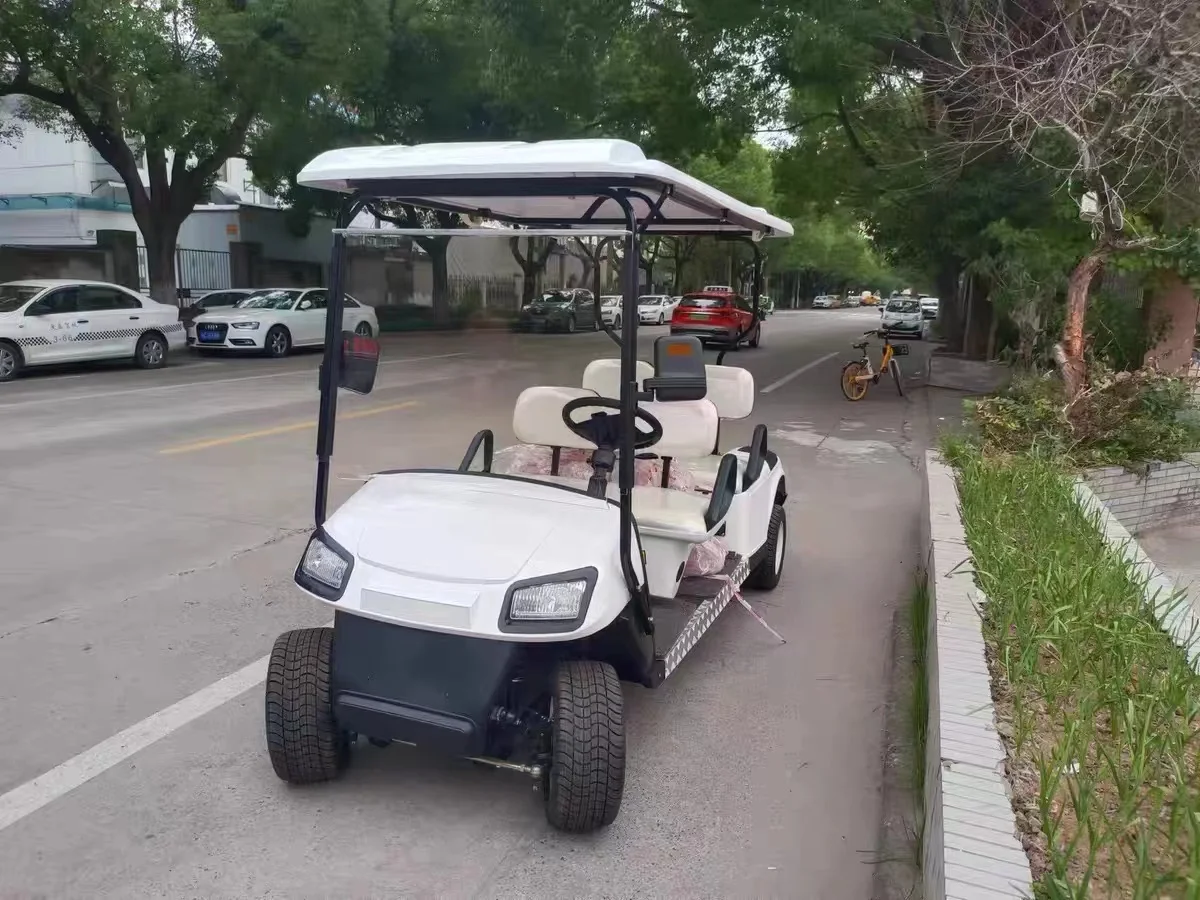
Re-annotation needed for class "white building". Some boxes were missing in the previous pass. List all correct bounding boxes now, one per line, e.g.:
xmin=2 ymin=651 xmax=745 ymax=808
xmin=0 ymin=102 xmax=586 ymax=305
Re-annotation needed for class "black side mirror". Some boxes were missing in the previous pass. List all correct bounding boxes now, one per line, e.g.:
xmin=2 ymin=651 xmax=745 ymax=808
xmin=338 ymin=331 xmax=380 ymax=395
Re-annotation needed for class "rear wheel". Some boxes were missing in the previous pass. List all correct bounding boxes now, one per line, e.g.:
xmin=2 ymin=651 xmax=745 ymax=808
xmin=841 ymin=361 xmax=869 ymax=401
xmin=135 ymin=332 xmax=168 ymax=370
xmin=0 ymin=341 xmax=23 ymax=382
xmin=747 ymin=504 xmax=786 ymax=590
xmin=265 ymin=627 xmax=349 ymax=784
xmin=355 ymin=321 xmax=372 ymax=337
xmin=544 ymin=660 xmax=625 ymax=833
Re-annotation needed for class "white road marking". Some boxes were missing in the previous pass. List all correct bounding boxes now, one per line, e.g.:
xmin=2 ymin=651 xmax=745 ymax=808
xmin=0 ymin=353 xmax=465 ymax=410
xmin=0 ymin=652 xmax=269 ymax=832
xmin=760 ymin=352 xmax=839 ymax=394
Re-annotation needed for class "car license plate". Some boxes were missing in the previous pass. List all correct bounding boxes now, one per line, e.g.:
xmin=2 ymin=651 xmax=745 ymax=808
xmin=198 ymin=329 xmax=223 ymax=343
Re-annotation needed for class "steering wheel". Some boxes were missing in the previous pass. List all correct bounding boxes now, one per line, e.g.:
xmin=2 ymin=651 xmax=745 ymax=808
xmin=561 ymin=396 xmax=664 ymax=451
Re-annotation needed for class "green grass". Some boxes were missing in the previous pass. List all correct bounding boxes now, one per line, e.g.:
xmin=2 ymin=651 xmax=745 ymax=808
xmin=951 ymin=447 xmax=1200 ymax=899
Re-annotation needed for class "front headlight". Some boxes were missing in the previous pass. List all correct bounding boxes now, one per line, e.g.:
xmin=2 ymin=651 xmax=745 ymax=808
xmin=502 ymin=568 xmax=596 ymax=630
xmin=231 ymin=321 xmax=260 ymax=330
xmin=295 ymin=531 xmax=353 ymax=599
xmin=510 ymin=580 xmax=588 ymax=620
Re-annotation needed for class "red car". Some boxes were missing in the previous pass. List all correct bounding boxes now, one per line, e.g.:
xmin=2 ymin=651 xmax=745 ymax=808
xmin=669 ymin=291 xmax=762 ymax=348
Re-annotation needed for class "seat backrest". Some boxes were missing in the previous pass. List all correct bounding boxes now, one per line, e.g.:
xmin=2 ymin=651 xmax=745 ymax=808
xmin=513 ymin=386 xmax=601 ymax=450
xmin=513 ymin=385 xmax=718 ymax=459
xmin=581 ymin=358 xmax=654 ymax=399
xmin=704 ymin=365 xmax=754 ymax=419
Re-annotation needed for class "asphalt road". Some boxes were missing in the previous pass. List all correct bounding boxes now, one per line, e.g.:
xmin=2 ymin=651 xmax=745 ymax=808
xmin=0 ymin=309 xmax=933 ymax=899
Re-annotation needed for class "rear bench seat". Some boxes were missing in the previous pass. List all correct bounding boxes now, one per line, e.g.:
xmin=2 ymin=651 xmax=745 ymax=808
xmin=509 ymin=385 xmax=725 ymax=543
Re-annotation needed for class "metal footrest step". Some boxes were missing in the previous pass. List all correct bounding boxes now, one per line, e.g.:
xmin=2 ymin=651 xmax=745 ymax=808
xmin=655 ymin=553 xmax=748 ymax=679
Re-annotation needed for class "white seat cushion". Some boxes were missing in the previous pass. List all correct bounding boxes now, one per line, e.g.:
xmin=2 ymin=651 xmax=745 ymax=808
xmin=582 ymin=358 xmax=654 ymax=398
xmin=704 ymin=365 xmax=755 ymax=419
xmin=687 ymin=453 xmax=748 ymax=492
xmin=518 ymin=473 xmax=710 ymax=539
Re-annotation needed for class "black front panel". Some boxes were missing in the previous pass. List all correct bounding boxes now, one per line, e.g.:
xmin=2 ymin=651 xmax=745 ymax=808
xmin=330 ymin=611 xmax=521 ymax=755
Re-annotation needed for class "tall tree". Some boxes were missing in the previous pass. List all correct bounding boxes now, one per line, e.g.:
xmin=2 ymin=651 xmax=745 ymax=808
xmin=0 ymin=0 xmax=382 ymax=302
xmin=510 ymin=237 xmax=559 ymax=303
xmin=931 ymin=0 xmax=1200 ymax=394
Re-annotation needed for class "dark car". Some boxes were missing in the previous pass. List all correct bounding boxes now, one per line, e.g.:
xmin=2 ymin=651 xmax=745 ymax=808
xmin=180 ymin=288 xmax=256 ymax=340
xmin=670 ymin=291 xmax=762 ymax=348
xmin=513 ymin=288 xmax=598 ymax=333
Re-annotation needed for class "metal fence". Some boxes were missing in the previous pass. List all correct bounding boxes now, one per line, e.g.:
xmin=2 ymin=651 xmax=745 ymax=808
xmin=137 ymin=247 xmax=232 ymax=301
xmin=448 ymin=275 xmax=521 ymax=312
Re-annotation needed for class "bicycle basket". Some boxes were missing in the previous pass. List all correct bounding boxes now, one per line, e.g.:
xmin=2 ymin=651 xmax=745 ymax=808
xmin=893 ymin=343 xmax=910 ymax=356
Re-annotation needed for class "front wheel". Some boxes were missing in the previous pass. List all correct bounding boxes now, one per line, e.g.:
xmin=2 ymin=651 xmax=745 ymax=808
xmin=0 ymin=342 xmax=23 ymax=382
xmin=544 ymin=660 xmax=625 ymax=833
xmin=841 ymin=360 xmax=869 ymax=401
xmin=265 ymin=627 xmax=350 ymax=784
xmin=657 ymin=314 xmax=664 ymax=325
xmin=747 ymin=504 xmax=786 ymax=590
xmin=264 ymin=325 xmax=291 ymax=358
xmin=748 ymin=324 xmax=761 ymax=348
xmin=565 ymin=315 xmax=576 ymax=334
xmin=614 ymin=315 xmax=621 ymax=329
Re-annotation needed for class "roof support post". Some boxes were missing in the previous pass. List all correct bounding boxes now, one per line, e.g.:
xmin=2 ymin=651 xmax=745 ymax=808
xmin=314 ymin=195 xmax=367 ymax=526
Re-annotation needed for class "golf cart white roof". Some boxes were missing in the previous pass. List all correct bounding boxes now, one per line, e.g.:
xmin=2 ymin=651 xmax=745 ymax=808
xmin=296 ymin=139 xmax=793 ymax=238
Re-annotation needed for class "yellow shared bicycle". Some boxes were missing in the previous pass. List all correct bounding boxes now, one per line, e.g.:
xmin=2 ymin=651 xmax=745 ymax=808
xmin=840 ymin=330 xmax=908 ymax=401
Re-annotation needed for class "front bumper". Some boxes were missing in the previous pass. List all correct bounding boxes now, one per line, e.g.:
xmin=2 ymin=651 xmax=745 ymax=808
xmin=513 ymin=316 xmax=568 ymax=333
xmin=192 ymin=323 xmax=266 ymax=349
xmin=883 ymin=321 xmax=922 ymax=335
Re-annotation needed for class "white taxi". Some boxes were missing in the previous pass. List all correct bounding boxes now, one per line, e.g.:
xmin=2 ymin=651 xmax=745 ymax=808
xmin=0 ymin=279 xmax=186 ymax=382
xmin=191 ymin=287 xmax=378 ymax=357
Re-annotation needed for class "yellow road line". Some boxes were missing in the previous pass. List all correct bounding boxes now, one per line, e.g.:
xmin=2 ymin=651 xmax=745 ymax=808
xmin=159 ymin=401 xmax=419 ymax=455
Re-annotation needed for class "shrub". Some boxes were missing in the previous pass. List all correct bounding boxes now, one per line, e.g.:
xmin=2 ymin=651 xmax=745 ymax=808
xmin=966 ymin=367 xmax=1200 ymax=467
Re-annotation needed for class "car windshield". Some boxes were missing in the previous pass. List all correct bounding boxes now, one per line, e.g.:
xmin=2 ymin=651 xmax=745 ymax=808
xmin=539 ymin=292 xmax=570 ymax=304
xmin=238 ymin=290 xmax=301 ymax=310
xmin=601 ymin=296 xmax=621 ymax=306
xmin=0 ymin=284 xmax=42 ymax=313
xmin=640 ymin=297 xmax=665 ymax=305
xmin=680 ymin=296 xmax=730 ymax=308
xmin=887 ymin=299 xmax=921 ymax=313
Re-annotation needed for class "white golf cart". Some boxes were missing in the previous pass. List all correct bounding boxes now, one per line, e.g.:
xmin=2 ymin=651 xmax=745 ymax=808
xmin=265 ymin=139 xmax=793 ymax=833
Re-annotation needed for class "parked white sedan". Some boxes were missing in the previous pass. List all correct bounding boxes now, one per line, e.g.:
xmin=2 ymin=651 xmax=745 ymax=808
xmin=191 ymin=287 xmax=378 ymax=357
xmin=0 ymin=279 xmax=186 ymax=382
xmin=637 ymin=294 xmax=677 ymax=324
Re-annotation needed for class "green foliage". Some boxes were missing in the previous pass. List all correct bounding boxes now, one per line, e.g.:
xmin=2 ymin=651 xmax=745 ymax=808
xmin=966 ymin=368 xmax=1200 ymax=467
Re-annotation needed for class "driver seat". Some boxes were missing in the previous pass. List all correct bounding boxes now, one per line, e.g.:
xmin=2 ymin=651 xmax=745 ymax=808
xmin=582 ymin=360 xmax=758 ymax=492
xmin=510 ymin=385 xmax=724 ymax=541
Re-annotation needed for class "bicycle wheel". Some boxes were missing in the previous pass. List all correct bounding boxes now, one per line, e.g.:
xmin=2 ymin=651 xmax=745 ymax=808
xmin=889 ymin=358 xmax=905 ymax=397
xmin=841 ymin=361 xmax=869 ymax=401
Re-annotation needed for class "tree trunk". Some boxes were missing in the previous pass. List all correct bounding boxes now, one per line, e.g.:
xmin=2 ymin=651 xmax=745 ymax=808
xmin=935 ymin=259 xmax=964 ymax=352
xmin=429 ymin=242 xmax=451 ymax=327
xmin=414 ymin=235 xmax=453 ymax=327
xmin=142 ymin=223 xmax=181 ymax=306
xmin=1062 ymin=250 xmax=1107 ymax=397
